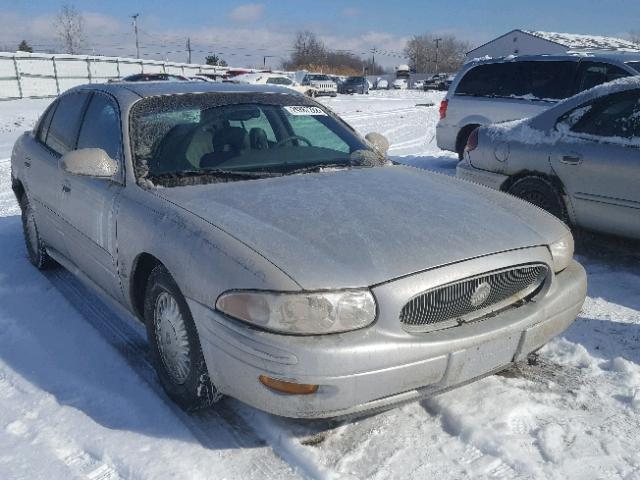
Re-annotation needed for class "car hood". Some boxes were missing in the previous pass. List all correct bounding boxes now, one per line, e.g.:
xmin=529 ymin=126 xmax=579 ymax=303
xmin=155 ymin=165 xmax=568 ymax=289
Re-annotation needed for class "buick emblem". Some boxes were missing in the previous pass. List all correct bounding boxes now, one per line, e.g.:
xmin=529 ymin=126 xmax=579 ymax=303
xmin=470 ymin=282 xmax=491 ymax=307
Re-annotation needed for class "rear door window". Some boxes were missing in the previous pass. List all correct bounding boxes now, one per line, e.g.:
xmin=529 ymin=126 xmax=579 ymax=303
xmin=570 ymin=90 xmax=640 ymax=140
xmin=516 ymin=61 xmax=576 ymax=100
xmin=456 ymin=61 xmax=576 ymax=100
xmin=46 ymin=92 xmax=90 ymax=155
xmin=575 ymin=62 xmax=631 ymax=92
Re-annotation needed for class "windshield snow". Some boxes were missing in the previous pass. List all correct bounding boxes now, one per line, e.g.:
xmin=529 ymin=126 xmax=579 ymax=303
xmin=130 ymin=92 xmax=384 ymax=186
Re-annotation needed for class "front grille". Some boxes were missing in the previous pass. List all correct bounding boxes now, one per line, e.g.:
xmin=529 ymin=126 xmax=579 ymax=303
xmin=400 ymin=264 xmax=549 ymax=331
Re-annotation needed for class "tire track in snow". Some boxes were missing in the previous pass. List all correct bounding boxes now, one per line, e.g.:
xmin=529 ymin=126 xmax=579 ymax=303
xmin=341 ymin=106 xmax=418 ymax=121
xmin=62 ymin=451 xmax=121 ymax=480
xmin=44 ymin=268 xmax=304 ymax=480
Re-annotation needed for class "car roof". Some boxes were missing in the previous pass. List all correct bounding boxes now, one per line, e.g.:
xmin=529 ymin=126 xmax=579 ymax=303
xmin=66 ymin=81 xmax=297 ymax=106
xmin=465 ymin=51 xmax=640 ymax=67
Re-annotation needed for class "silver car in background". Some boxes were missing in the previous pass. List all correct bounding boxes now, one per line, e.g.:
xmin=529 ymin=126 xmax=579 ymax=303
xmin=458 ymin=77 xmax=640 ymax=240
xmin=437 ymin=53 xmax=640 ymax=158
xmin=11 ymin=81 xmax=586 ymax=418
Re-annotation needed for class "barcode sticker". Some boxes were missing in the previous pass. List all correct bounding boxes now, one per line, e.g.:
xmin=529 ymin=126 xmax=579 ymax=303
xmin=284 ymin=106 xmax=327 ymax=116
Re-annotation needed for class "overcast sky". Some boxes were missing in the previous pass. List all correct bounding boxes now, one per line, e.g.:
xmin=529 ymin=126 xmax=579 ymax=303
xmin=1 ymin=0 xmax=639 ymax=68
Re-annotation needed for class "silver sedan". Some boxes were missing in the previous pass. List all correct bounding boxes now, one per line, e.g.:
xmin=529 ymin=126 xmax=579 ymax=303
xmin=11 ymin=81 xmax=586 ymax=418
xmin=458 ymin=77 xmax=640 ymax=240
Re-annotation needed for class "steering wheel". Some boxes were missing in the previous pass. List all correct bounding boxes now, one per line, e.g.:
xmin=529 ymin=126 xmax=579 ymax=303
xmin=275 ymin=135 xmax=312 ymax=148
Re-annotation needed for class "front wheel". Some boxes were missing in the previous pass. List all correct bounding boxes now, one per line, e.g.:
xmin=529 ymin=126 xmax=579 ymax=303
xmin=20 ymin=195 xmax=55 ymax=270
xmin=144 ymin=265 xmax=220 ymax=411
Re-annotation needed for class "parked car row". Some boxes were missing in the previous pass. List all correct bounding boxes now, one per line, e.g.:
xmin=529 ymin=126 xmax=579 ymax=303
xmin=118 ymin=70 xmax=382 ymax=98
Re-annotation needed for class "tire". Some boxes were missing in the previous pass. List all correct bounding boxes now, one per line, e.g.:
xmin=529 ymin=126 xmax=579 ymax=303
xmin=20 ymin=195 xmax=55 ymax=270
xmin=507 ymin=176 xmax=568 ymax=222
xmin=144 ymin=265 xmax=220 ymax=411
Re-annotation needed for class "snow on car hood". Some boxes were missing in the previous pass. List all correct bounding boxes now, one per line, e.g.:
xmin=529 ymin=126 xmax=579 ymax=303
xmin=155 ymin=165 xmax=568 ymax=289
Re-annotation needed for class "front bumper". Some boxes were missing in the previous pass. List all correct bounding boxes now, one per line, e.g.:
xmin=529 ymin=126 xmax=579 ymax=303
xmin=313 ymin=90 xmax=337 ymax=96
xmin=190 ymin=259 xmax=586 ymax=419
xmin=339 ymin=87 xmax=365 ymax=94
xmin=456 ymin=161 xmax=510 ymax=191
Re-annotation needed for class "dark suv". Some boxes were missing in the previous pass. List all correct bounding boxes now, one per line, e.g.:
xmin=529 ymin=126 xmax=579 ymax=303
xmin=338 ymin=76 xmax=369 ymax=95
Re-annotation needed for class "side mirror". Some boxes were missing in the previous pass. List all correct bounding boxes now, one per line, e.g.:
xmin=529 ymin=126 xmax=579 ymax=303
xmin=61 ymin=148 xmax=119 ymax=178
xmin=365 ymin=132 xmax=390 ymax=155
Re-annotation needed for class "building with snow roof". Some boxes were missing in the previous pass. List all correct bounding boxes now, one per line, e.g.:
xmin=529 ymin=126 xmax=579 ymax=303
xmin=466 ymin=29 xmax=640 ymax=62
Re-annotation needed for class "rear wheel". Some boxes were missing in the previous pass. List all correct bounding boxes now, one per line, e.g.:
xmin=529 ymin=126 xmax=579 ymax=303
xmin=144 ymin=265 xmax=220 ymax=411
xmin=20 ymin=195 xmax=54 ymax=270
xmin=507 ymin=176 xmax=568 ymax=222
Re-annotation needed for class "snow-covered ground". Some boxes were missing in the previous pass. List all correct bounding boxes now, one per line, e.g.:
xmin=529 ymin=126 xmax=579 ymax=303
xmin=1 ymin=90 xmax=639 ymax=480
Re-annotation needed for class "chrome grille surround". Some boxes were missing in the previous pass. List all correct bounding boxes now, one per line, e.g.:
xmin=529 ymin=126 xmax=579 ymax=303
xmin=399 ymin=263 xmax=549 ymax=332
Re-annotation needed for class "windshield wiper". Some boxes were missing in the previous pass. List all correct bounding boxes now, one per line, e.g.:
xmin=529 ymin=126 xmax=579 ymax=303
xmin=152 ymin=168 xmax=281 ymax=179
xmin=284 ymin=162 xmax=358 ymax=176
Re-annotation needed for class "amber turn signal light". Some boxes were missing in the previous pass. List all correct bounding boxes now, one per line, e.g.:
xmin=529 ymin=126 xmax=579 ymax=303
xmin=258 ymin=375 xmax=319 ymax=395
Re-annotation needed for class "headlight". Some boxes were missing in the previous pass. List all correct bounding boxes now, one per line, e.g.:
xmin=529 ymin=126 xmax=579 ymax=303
xmin=216 ymin=290 xmax=377 ymax=334
xmin=549 ymin=231 xmax=574 ymax=273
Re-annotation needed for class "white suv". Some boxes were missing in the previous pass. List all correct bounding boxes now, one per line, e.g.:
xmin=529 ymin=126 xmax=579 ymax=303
xmin=300 ymin=74 xmax=338 ymax=97
xmin=437 ymin=53 xmax=640 ymax=158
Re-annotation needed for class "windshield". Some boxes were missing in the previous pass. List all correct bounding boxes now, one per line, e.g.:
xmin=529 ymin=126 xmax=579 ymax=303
xmin=625 ymin=61 xmax=640 ymax=74
xmin=345 ymin=77 xmax=364 ymax=84
xmin=308 ymin=75 xmax=330 ymax=81
xmin=130 ymin=93 xmax=385 ymax=186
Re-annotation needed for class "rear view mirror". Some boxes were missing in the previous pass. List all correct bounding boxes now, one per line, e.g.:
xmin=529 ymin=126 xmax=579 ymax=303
xmin=226 ymin=106 xmax=261 ymax=121
xmin=61 ymin=148 xmax=119 ymax=178
xmin=365 ymin=132 xmax=390 ymax=155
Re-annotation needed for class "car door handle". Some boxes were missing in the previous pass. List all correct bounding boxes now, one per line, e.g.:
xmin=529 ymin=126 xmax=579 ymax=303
xmin=62 ymin=185 xmax=71 ymax=193
xmin=24 ymin=160 xmax=31 ymax=168
xmin=561 ymin=155 xmax=582 ymax=165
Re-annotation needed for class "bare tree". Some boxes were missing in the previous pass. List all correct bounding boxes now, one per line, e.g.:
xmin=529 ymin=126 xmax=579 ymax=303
xmin=55 ymin=4 xmax=86 ymax=54
xmin=283 ymin=31 xmax=385 ymax=75
xmin=404 ymin=34 xmax=470 ymax=73
xmin=285 ymin=31 xmax=326 ymax=69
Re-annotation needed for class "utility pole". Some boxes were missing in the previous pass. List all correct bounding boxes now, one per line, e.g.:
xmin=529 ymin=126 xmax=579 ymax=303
xmin=131 ymin=14 xmax=140 ymax=59
xmin=371 ymin=47 xmax=376 ymax=74
xmin=263 ymin=55 xmax=276 ymax=69
xmin=186 ymin=37 xmax=192 ymax=64
xmin=434 ymin=37 xmax=442 ymax=74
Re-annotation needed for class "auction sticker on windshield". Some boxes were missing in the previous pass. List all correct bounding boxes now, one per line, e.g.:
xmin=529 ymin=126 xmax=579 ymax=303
xmin=284 ymin=106 xmax=327 ymax=116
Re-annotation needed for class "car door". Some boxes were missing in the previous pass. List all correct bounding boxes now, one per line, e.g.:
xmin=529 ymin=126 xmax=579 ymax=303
xmin=59 ymin=92 xmax=125 ymax=300
xmin=22 ymin=92 xmax=91 ymax=257
xmin=550 ymin=89 xmax=640 ymax=238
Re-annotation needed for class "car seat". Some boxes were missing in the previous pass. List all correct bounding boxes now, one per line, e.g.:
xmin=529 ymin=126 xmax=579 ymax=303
xmin=249 ymin=127 xmax=269 ymax=150
xmin=200 ymin=126 xmax=250 ymax=168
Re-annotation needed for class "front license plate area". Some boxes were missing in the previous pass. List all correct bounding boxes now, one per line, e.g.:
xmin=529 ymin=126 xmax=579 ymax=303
xmin=447 ymin=334 xmax=520 ymax=385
